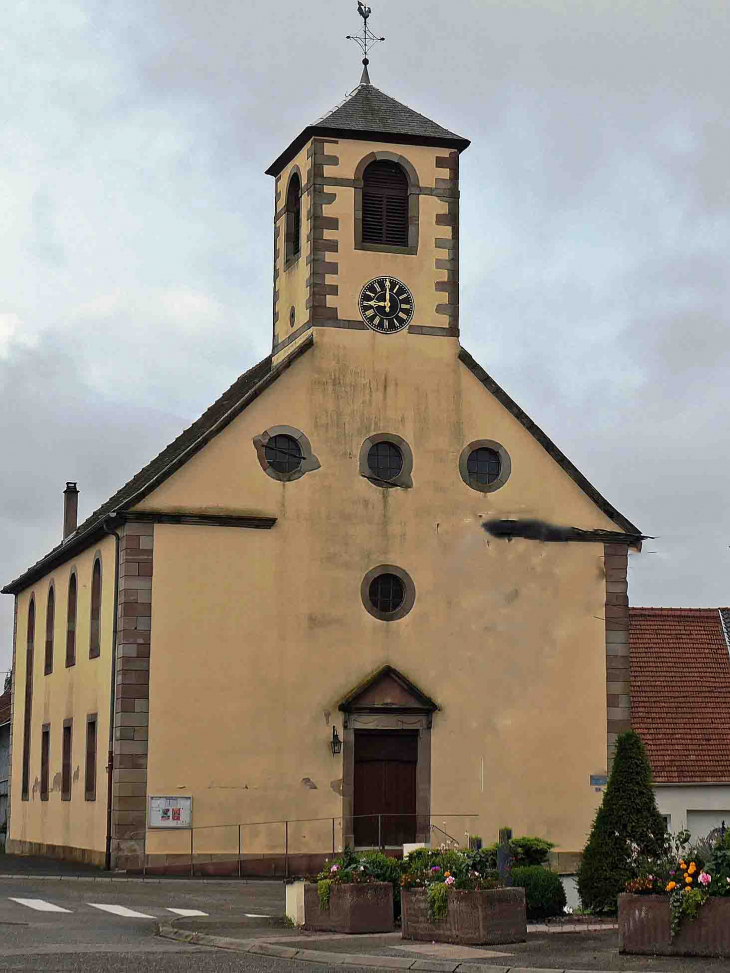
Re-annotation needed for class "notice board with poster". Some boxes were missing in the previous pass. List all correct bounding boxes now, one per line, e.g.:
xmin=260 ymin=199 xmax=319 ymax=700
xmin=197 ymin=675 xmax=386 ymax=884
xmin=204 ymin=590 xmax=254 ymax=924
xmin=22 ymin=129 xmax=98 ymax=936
xmin=148 ymin=796 xmax=193 ymax=829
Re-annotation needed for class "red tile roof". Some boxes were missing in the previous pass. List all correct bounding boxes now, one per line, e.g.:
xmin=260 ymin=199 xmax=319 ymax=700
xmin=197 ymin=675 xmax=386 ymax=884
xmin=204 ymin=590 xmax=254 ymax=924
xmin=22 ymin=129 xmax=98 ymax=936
xmin=630 ymin=608 xmax=730 ymax=783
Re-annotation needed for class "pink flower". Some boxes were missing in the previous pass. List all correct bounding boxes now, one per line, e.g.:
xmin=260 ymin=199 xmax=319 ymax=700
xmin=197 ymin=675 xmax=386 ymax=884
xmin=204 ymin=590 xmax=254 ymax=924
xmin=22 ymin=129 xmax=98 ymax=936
xmin=445 ymin=876 xmax=455 ymax=886
xmin=330 ymin=865 xmax=339 ymax=872
xmin=698 ymin=872 xmax=711 ymax=887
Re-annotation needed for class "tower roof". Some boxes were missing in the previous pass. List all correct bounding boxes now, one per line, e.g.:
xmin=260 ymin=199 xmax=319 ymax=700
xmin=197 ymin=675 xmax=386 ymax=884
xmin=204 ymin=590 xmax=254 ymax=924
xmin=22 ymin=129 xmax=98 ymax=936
xmin=266 ymin=83 xmax=470 ymax=177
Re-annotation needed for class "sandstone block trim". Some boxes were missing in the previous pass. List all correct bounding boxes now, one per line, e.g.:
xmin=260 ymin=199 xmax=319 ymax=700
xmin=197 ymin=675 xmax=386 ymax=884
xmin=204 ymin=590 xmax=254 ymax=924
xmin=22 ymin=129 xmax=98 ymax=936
xmin=111 ymin=521 xmax=154 ymax=869
xmin=434 ymin=152 xmax=460 ymax=336
xmin=605 ymin=542 xmax=631 ymax=768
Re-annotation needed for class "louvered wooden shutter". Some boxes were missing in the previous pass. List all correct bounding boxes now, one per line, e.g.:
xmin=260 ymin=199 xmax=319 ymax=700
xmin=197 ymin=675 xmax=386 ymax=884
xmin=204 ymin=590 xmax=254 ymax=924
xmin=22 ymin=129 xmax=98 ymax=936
xmin=362 ymin=161 xmax=409 ymax=247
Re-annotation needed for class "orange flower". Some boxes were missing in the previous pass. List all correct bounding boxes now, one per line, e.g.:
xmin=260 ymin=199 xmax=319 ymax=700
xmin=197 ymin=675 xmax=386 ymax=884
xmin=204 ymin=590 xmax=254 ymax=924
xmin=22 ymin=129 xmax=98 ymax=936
xmin=680 ymin=862 xmax=687 ymax=871
xmin=685 ymin=874 xmax=693 ymax=884
xmin=444 ymin=871 xmax=451 ymax=878
xmin=688 ymin=862 xmax=697 ymax=875
xmin=666 ymin=881 xmax=677 ymax=891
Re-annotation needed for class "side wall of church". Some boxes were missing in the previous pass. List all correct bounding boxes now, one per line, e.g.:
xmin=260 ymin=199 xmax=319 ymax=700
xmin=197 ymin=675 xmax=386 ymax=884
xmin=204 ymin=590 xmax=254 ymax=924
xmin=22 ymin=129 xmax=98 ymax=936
xmin=135 ymin=330 xmax=625 ymax=862
xmin=8 ymin=536 xmax=116 ymax=864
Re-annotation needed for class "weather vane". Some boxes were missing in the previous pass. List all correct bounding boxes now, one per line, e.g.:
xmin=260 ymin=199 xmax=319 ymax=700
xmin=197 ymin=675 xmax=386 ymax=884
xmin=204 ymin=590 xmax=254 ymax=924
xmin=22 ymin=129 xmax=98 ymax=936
xmin=347 ymin=2 xmax=385 ymax=84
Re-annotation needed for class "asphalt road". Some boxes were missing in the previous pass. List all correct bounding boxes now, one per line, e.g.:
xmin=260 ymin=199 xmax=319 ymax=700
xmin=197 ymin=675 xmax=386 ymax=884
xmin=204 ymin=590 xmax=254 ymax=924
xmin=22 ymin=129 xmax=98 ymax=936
xmin=0 ymin=874 xmax=307 ymax=972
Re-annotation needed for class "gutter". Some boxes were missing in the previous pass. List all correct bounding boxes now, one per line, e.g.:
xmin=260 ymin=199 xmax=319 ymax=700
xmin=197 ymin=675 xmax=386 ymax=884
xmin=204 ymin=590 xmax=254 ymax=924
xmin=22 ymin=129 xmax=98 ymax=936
xmin=102 ymin=515 xmax=122 ymax=871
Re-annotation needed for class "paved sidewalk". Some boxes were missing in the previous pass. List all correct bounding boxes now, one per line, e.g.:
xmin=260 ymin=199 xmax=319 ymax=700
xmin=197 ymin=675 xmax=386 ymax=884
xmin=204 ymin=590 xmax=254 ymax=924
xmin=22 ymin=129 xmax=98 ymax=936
xmin=158 ymin=916 xmax=730 ymax=972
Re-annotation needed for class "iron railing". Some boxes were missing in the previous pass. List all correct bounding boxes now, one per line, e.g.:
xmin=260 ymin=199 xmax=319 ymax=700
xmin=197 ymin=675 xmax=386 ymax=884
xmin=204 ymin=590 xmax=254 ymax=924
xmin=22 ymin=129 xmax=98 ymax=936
xmin=127 ymin=812 xmax=477 ymax=878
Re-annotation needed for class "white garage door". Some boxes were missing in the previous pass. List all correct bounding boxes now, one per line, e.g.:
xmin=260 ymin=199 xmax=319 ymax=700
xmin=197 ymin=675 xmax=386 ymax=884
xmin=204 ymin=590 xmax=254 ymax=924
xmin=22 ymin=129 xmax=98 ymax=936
xmin=687 ymin=810 xmax=730 ymax=842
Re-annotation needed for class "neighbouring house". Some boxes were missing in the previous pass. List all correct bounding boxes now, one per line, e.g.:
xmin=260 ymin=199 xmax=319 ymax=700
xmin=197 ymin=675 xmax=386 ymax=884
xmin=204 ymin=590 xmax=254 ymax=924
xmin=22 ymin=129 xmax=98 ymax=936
xmin=631 ymin=607 xmax=730 ymax=841
xmin=0 ymin=687 xmax=10 ymax=832
xmin=1 ymin=59 xmax=645 ymax=872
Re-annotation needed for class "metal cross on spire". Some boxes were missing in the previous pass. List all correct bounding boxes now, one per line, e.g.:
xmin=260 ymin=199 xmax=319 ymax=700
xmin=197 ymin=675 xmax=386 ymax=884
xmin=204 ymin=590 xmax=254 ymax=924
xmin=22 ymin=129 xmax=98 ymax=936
xmin=346 ymin=2 xmax=385 ymax=85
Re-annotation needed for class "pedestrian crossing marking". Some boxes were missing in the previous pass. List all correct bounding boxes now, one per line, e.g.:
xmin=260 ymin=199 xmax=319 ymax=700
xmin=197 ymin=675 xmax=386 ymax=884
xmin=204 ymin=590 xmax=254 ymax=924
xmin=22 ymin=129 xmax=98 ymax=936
xmin=245 ymin=913 xmax=272 ymax=917
xmin=87 ymin=904 xmax=156 ymax=919
xmin=167 ymin=908 xmax=208 ymax=917
xmin=9 ymin=898 xmax=73 ymax=913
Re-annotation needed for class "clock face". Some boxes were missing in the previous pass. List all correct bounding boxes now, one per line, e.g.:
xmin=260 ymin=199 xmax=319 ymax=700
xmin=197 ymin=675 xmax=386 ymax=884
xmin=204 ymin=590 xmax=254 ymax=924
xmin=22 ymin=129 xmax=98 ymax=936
xmin=358 ymin=277 xmax=415 ymax=334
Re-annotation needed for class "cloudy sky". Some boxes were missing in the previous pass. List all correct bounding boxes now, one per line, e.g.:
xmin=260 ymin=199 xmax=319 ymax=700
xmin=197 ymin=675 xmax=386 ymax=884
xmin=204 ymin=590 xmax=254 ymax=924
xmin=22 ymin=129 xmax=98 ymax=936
xmin=2 ymin=0 xmax=729 ymax=674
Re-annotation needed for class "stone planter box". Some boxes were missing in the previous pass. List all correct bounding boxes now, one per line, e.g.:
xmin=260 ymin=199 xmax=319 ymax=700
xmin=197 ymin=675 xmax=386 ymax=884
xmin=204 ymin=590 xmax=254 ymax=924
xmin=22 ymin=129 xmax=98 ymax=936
xmin=619 ymin=893 xmax=730 ymax=957
xmin=402 ymin=887 xmax=527 ymax=945
xmin=304 ymin=881 xmax=394 ymax=934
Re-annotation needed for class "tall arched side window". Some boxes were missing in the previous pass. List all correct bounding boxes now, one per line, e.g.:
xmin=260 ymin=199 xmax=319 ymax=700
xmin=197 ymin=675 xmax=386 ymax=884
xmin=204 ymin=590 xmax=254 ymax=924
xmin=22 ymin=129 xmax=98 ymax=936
xmin=285 ymin=171 xmax=302 ymax=264
xmin=354 ymin=153 xmax=419 ymax=255
xmin=44 ymin=586 xmax=55 ymax=675
xmin=21 ymin=596 xmax=35 ymax=800
xmin=66 ymin=573 xmax=77 ymax=668
xmin=89 ymin=558 xmax=102 ymax=659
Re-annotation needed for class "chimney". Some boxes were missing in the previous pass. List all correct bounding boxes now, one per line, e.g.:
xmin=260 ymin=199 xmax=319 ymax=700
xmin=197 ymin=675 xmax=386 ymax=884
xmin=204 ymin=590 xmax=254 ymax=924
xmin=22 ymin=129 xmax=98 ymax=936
xmin=63 ymin=482 xmax=79 ymax=539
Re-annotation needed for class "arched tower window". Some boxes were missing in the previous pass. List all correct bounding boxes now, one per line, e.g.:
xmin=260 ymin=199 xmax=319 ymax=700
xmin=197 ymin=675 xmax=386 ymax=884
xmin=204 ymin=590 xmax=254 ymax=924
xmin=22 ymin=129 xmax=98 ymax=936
xmin=21 ymin=596 xmax=35 ymax=800
xmin=45 ymin=586 xmax=55 ymax=675
xmin=285 ymin=172 xmax=301 ymax=263
xmin=66 ymin=573 xmax=77 ymax=668
xmin=362 ymin=160 xmax=409 ymax=247
xmin=89 ymin=558 xmax=102 ymax=659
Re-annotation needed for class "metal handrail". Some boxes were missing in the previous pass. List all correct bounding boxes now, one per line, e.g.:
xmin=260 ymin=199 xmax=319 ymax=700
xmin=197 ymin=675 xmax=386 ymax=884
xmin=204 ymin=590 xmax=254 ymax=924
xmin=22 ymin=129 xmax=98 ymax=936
xmin=124 ymin=813 xmax=478 ymax=879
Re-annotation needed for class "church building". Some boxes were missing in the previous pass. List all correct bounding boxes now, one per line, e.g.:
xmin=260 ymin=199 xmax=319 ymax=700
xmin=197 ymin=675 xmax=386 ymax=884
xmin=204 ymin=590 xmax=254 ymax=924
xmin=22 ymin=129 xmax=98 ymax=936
xmin=3 ymin=28 xmax=643 ymax=871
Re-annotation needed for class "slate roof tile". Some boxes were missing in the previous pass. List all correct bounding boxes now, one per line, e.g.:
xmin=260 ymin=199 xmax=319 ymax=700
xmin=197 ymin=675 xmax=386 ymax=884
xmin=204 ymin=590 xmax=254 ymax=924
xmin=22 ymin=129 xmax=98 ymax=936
xmin=630 ymin=607 xmax=730 ymax=783
xmin=313 ymin=84 xmax=467 ymax=143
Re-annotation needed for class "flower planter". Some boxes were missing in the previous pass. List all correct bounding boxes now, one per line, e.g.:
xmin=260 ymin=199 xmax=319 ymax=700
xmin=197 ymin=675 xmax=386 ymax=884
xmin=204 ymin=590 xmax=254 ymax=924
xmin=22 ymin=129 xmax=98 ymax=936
xmin=619 ymin=893 xmax=730 ymax=957
xmin=303 ymin=881 xmax=394 ymax=934
xmin=401 ymin=887 xmax=527 ymax=945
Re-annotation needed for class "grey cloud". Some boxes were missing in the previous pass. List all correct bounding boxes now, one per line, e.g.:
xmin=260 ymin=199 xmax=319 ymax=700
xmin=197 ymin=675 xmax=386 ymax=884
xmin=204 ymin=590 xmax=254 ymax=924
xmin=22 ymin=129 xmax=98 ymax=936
xmin=2 ymin=0 xmax=729 ymax=671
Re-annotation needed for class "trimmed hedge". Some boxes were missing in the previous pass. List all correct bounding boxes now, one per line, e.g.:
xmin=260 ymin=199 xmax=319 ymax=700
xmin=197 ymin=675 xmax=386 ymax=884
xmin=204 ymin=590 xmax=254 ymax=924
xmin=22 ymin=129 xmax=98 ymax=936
xmin=511 ymin=866 xmax=566 ymax=920
xmin=577 ymin=731 xmax=666 ymax=913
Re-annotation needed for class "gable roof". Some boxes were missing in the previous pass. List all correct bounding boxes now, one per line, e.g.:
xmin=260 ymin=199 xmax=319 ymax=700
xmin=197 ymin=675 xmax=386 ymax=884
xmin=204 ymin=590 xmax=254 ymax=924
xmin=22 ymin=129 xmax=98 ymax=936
xmin=459 ymin=349 xmax=642 ymax=537
xmin=630 ymin=607 xmax=730 ymax=783
xmin=266 ymin=83 xmax=470 ymax=177
xmin=3 ymin=334 xmax=641 ymax=595
xmin=0 ymin=688 xmax=10 ymax=727
xmin=339 ymin=665 xmax=439 ymax=713
xmin=2 ymin=339 xmax=311 ymax=595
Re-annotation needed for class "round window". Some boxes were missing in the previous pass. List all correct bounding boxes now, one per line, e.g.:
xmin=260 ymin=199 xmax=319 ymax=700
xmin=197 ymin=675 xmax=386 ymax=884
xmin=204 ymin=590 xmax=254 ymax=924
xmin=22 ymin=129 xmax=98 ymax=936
xmin=368 ymin=573 xmax=405 ymax=615
xmin=367 ymin=442 xmax=404 ymax=482
xmin=467 ymin=447 xmax=501 ymax=486
xmin=264 ymin=435 xmax=303 ymax=474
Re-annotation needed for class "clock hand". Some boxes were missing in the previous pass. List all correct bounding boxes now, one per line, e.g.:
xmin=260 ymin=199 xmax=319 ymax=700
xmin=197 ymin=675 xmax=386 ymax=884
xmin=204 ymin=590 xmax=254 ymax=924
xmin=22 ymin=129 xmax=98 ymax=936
xmin=362 ymin=300 xmax=387 ymax=308
xmin=385 ymin=279 xmax=391 ymax=312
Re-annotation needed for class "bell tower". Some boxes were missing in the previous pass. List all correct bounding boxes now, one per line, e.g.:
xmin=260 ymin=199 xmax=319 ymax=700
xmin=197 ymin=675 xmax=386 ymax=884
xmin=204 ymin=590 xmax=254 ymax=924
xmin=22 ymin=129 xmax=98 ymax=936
xmin=266 ymin=4 xmax=470 ymax=366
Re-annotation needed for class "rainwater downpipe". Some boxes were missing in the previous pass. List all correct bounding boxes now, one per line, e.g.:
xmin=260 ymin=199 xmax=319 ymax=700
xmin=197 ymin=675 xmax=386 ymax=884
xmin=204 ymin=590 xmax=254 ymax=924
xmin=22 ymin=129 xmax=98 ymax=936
xmin=102 ymin=514 xmax=122 ymax=871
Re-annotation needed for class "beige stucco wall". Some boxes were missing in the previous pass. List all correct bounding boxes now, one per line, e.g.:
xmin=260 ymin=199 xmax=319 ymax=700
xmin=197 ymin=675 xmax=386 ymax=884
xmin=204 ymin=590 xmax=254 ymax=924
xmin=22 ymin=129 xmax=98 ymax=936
xmin=8 ymin=536 xmax=116 ymax=861
xmin=274 ymin=141 xmax=313 ymax=354
xmin=137 ymin=327 xmax=620 ymax=857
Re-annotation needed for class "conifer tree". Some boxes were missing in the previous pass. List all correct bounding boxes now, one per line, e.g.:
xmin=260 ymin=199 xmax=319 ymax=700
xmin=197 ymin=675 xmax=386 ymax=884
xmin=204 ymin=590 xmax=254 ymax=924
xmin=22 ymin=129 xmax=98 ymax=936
xmin=577 ymin=730 xmax=666 ymax=912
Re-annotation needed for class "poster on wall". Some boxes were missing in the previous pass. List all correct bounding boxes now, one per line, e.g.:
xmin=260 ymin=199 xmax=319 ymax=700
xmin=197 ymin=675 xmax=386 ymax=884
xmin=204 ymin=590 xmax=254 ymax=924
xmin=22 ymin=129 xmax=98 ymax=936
xmin=148 ymin=796 xmax=193 ymax=829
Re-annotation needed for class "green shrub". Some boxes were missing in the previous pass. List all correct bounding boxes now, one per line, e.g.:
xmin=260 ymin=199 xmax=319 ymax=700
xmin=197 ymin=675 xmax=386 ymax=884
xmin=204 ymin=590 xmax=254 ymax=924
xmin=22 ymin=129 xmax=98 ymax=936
xmin=577 ymin=731 xmax=667 ymax=913
xmin=360 ymin=851 xmax=403 ymax=919
xmin=511 ymin=837 xmax=555 ymax=867
xmin=512 ymin=866 xmax=566 ymax=920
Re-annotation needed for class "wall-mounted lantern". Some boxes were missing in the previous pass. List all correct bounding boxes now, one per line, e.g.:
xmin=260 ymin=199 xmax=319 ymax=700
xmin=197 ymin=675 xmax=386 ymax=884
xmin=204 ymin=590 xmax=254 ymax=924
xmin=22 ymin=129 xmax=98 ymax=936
xmin=331 ymin=726 xmax=342 ymax=756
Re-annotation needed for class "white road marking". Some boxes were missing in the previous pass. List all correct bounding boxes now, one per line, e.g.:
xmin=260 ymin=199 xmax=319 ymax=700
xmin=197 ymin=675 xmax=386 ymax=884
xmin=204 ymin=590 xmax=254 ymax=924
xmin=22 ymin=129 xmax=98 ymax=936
xmin=9 ymin=897 xmax=73 ymax=913
xmin=245 ymin=913 xmax=272 ymax=918
xmin=87 ymin=904 xmax=156 ymax=919
xmin=166 ymin=908 xmax=208 ymax=917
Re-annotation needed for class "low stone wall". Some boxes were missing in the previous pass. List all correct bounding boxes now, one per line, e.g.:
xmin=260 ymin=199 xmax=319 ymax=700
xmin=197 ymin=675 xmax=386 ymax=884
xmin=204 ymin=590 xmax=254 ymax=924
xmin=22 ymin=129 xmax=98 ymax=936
xmin=619 ymin=893 xmax=730 ymax=957
xmin=402 ymin=887 xmax=526 ymax=945
xmin=304 ymin=882 xmax=394 ymax=934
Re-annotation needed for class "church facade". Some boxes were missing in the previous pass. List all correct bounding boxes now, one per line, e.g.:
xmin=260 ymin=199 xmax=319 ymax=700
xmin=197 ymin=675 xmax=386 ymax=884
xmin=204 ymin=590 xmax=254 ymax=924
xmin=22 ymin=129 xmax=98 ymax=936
xmin=3 ymin=72 xmax=642 ymax=871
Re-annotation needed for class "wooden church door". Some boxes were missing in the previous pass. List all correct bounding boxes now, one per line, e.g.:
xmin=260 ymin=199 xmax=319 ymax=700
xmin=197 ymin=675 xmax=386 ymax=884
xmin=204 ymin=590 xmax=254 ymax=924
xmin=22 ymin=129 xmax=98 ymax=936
xmin=353 ymin=730 xmax=418 ymax=847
